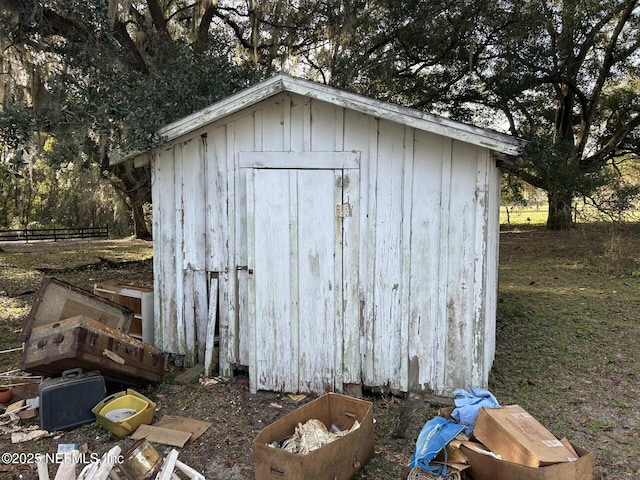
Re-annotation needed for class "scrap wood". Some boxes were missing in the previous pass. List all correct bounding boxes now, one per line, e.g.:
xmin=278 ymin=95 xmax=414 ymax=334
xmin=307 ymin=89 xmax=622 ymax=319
xmin=0 ymin=347 xmax=22 ymax=354
xmin=77 ymin=446 xmax=121 ymax=480
xmin=153 ymin=415 xmax=211 ymax=442
xmin=37 ymin=455 xmax=50 ymax=480
xmin=175 ymin=459 xmax=205 ymax=479
xmin=2 ymin=399 xmax=25 ymax=417
xmin=1 ymin=397 xmax=39 ymax=420
xmin=155 ymin=449 xmax=179 ymax=480
xmin=131 ymin=425 xmax=192 ymax=448
xmin=155 ymin=449 xmax=205 ymax=480
xmin=53 ymin=452 xmax=77 ymax=480
xmin=203 ymin=277 xmax=218 ymax=377
xmin=287 ymin=393 xmax=307 ymax=402
xmin=12 ymin=428 xmax=50 ymax=443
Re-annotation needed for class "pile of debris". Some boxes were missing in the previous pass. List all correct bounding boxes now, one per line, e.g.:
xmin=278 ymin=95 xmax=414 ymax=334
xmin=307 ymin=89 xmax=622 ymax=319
xmin=20 ymin=277 xmax=164 ymax=386
xmin=407 ymin=387 xmax=594 ymax=480
xmin=0 ymin=277 xmax=211 ymax=479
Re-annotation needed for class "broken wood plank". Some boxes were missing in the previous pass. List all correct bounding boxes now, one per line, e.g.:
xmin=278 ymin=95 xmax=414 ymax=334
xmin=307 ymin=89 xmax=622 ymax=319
xmin=155 ymin=449 xmax=179 ymax=480
xmin=37 ymin=456 xmax=50 ymax=480
xmin=53 ymin=453 xmax=77 ymax=480
xmin=204 ymin=277 xmax=218 ymax=376
xmin=175 ymin=459 xmax=205 ymax=480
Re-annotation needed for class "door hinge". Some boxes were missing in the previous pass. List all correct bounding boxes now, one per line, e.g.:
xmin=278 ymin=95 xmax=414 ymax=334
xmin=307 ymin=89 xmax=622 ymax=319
xmin=336 ymin=203 xmax=352 ymax=218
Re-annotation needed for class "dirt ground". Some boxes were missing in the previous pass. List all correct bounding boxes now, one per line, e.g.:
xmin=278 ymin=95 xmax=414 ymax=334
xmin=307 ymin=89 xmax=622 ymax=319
xmin=0 ymin=240 xmax=427 ymax=479
xmin=0 ymin=231 xmax=639 ymax=479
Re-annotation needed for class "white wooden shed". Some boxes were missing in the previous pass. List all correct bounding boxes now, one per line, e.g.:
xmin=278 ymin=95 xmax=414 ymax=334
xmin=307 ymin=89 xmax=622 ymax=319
xmin=114 ymin=74 xmax=523 ymax=396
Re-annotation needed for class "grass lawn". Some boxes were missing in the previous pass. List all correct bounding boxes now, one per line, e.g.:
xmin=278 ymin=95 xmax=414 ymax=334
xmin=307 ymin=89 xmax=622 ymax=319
xmin=0 ymin=226 xmax=639 ymax=478
xmin=493 ymin=223 xmax=640 ymax=477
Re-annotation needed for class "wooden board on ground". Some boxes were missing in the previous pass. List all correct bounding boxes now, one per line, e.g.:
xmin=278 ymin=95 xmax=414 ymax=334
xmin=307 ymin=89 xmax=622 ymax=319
xmin=154 ymin=415 xmax=212 ymax=442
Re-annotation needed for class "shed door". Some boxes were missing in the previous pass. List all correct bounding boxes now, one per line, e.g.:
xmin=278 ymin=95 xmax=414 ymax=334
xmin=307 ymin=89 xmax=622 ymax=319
xmin=247 ymin=167 xmax=350 ymax=393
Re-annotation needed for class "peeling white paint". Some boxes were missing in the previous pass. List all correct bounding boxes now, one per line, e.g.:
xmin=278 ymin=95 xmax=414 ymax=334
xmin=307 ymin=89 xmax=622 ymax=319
xmin=148 ymin=84 xmax=520 ymax=396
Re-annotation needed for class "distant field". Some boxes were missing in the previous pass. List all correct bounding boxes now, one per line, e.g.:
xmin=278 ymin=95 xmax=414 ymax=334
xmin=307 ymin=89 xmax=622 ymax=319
xmin=501 ymin=204 xmax=640 ymax=227
xmin=500 ymin=206 xmax=548 ymax=226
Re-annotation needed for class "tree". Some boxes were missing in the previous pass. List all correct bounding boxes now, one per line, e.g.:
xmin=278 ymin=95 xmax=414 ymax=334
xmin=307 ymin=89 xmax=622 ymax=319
xmin=3 ymin=1 xmax=638 ymax=233
xmin=0 ymin=0 xmax=257 ymax=238
xmin=282 ymin=0 xmax=640 ymax=230
xmin=489 ymin=0 xmax=640 ymax=229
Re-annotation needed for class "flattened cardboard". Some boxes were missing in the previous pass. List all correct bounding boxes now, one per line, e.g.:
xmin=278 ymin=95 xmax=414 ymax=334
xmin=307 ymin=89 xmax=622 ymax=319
xmin=434 ymin=438 xmax=475 ymax=470
xmin=131 ymin=425 xmax=192 ymax=447
xmin=253 ymin=393 xmax=374 ymax=480
xmin=154 ymin=415 xmax=211 ymax=442
xmin=462 ymin=443 xmax=594 ymax=480
xmin=473 ymin=405 xmax=578 ymax=467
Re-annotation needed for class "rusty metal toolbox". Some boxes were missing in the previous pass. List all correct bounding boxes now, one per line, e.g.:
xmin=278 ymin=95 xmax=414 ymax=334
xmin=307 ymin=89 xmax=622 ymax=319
xmin=39 ymin=368 xmax=105 ymax=431
xmin=21 ymin=315 xmax=165 ymax=386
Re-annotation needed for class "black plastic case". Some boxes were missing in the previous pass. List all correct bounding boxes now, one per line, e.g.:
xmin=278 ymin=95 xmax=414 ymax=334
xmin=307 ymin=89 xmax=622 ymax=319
xmin=39 ymin=368 xmax=105 ymax=431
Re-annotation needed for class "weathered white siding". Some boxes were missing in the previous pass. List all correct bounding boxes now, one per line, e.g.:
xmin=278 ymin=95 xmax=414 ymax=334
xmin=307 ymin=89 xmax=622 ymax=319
xmin=150 ymin=89 xmax=505 ymax=396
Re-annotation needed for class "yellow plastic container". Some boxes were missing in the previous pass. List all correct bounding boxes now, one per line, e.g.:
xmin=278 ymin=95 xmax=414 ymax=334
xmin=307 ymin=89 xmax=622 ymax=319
xmin=92 ymin=389 xmax=155 ymax=437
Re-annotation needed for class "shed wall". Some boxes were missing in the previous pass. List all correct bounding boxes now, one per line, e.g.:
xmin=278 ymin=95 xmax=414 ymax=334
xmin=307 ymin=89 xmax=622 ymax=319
xmin=151 ymin=92 xmax=499 ymax=395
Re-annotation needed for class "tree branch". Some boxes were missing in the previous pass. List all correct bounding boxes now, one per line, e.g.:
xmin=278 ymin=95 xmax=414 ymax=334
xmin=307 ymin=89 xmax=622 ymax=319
xmin=113 ymin=20 xmax=150 ymax=74
xmin=576 ymin=0 xmax=638 ymax=156
xmin=145 ymin=0 xmax=168 ymax=34
xmin=580 ymin=113 xmax=640 ymax=171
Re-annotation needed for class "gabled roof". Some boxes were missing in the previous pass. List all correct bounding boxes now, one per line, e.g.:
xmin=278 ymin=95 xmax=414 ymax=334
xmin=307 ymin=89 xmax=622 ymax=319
xmin=111 ymin=74 xmax=524 ymax=165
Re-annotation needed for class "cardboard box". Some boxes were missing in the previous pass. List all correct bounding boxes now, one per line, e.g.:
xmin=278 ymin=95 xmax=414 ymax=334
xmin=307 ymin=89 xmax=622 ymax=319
xmin=473 ymin=405 xmax=579 ymax=467
xmin=253 ymin=393 xmax=374 ymax=480
xmin=461 ymin=442 xmax=594 ymax=480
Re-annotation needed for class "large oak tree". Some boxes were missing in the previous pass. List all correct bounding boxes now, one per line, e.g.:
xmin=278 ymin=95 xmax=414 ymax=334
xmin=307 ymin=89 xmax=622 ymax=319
xmin=2 ymin=1 xmax=639 ymax=231
xmin=302 ymin=0 xmax=640 ymax=229
xmin=0 ymin=0 xmax=256 ymax=238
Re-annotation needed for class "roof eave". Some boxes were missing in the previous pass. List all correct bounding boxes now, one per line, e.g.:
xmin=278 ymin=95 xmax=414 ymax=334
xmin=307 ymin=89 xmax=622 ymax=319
xmin=110 ymin=74 xmax=524 ymax=165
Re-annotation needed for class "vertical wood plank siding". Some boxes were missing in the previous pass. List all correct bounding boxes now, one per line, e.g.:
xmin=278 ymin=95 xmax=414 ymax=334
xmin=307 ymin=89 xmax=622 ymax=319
xmin=152 ymin=91 xmax=499 ymax=395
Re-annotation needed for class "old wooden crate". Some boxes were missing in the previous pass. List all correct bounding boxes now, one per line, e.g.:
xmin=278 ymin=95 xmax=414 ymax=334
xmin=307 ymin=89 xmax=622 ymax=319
xmin=93 ymin=282 xmax=154 ymax=344
xmin=20 ymin=277 xmax=133 ymax=341
xmin=21 ymin=315 xmax=165 ymax=386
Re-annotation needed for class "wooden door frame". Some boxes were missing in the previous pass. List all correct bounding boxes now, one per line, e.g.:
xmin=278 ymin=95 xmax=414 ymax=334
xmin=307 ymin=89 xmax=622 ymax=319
xmin=242 ymin=151 xmax=360 ymax=394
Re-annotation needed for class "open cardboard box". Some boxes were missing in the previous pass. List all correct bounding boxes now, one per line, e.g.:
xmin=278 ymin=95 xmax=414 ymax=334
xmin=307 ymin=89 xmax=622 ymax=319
xmin=466 ymin=405 xmax=593 ymax=479
xmin=461 ymin=442 xmax=593 ymax=480
xmin=473 ymin=405 xmax=580 ymax=467
xmin=253 ymin=393 xmax=374 ymax=480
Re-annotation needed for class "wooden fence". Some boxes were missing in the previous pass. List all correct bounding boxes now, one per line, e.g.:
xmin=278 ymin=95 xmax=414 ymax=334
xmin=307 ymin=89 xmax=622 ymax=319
xmin=0 ymin=226 xmax=109 ymax=242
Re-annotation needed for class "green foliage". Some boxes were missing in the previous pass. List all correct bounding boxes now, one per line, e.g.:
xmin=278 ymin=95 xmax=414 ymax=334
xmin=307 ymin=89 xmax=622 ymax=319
xmin=0 ymin=0 xmax=258 ymax=236
xmin=0 ymin=154 xmax=131 ymax=233
xmin=309 ymin=0 xmax=640 ymax=229
xmin=1 ymin=0 xmax=639 ymax=232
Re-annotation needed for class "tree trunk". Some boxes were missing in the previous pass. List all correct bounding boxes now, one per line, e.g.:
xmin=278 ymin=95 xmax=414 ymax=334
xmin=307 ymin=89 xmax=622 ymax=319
xmin=110 ymin=162 xmax=152 ymax=240
xmin=129 ymin=189 xmax=152 ymax=240
xmin=546 ymin=190 xmax=574 ymax=230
